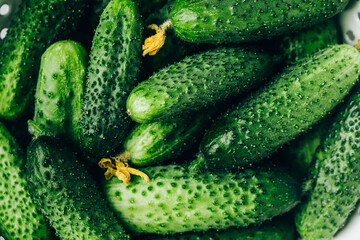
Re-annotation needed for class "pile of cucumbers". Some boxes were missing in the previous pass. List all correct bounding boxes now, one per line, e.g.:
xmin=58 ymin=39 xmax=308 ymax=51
xmin=0 ymin=0 xmax=359 ymax=239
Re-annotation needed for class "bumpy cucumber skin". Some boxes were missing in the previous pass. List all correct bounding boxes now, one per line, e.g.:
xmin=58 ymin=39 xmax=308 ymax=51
xmin=295 ymin=86 xmax=360 ymax=240
xmin=170 ymin=0 xmax=349 ymax=44
xmin=29 ymin=40 xmax=88 ymax=145
xmin=127 ymin=47 xmax=274 ymax=123
xmin=27 ymin=136 xmax=130 ymax=240
xmin=80 ymin=0 xmax=143 ymax=159
xmin=137 ymin=218 xmax=295 ymax=240
xmin=0 ymin=0 xmax=87 ymax=120
xmin=0 ymin=123 xmax=51 ymax=240
xmin=280 ymin=19 xmax=338 ymax=64
xmin=104 ymin=164 xmax=300 ymax=234
xmin=124 ymin=111 xmax=213 ymax=166
xmin=198 ymin=44 xmax=360 ymax=171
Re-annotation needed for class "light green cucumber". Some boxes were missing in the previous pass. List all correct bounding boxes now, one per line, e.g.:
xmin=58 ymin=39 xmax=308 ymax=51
xmin=295 ymin=85 xmax=360 ymax=240
xmin=26 ymin=136 xmax=130 ymax=240
xmin=169 ymin=0 xmax=349 ymax=43
xmin=103 ymin=164 xmax=301 ymax=234
xmin=127 ymin=46 xmax=275 ymax=123
xmin=79 ymin=0 xmax=143 ymax=160
xmin=193 ymin=44 xmax=360 ymax=171
xmin=0 ymin=122 xmax=52 ymax=240
xmin=0 ymin=0 xmax=87 ymax=120
xmin=28 ymin=40 xmax=88 ymax=145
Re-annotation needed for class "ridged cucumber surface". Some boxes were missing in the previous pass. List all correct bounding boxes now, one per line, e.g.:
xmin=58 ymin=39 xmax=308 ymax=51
xmin=0 ymin=0 xmax=87 ymax=120
xmin=26 ymin=136 xmax=130 ymax=240
xmin=124 ymin=111 xmax=214 ymax=166
xmin=79 ymin=0 xmax=143 ymax=159
xmin=170 ymin=0 xmax=349 ymax=43
xmin=137 ymin=217 xmax=295 ymax=240
xmin=0 ymin=122 xmax=51 ymax=240
xmin=28 ymin=40 xmax=88 ymax=145
xmin=127 ymin=46 xmax=274 ymax=123
xmin=280 ymin=19 xmax=339 ymax=64
xmin=295 ymin=85 xmax=360 ymax=240
xmin=196 ymin=44 xmax=360 ymax=171
xmin=103 ymin=164 xmax=301 ymax=234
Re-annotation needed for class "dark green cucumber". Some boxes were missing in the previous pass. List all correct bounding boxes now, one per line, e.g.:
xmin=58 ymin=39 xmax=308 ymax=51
xmin=170 ymin=0 xmax=349 ymax=44
xmin=295 ymin=85 xmax=360 ymax=240
xmin=124 ymin=111 xmax=214 ymax=166
xmin=280 ymin=19 xmax=339 ymax=64
xmin=26 ymin=136 xmax=130 ymax=240
xmin=137 ymin=217 xmax=295 ymax=240
xmin=0 ymin=0 xmax=87 ymax=120
xmin=194 ymin=44 xmax=360 ymax=171
xmin=127 ymin=46 xmax=274 ymax=123
xmin=79 ymin=0 xmax=143 ymax=159
xmin=28 ymin=40 xmax=88 ymax=145
xmin=103 ymin=164 xmax=301 ymax=234
xmin=0 ymin=122 xmax=51 ymax=240
xmin=275 ymin=117 xmax=332 ymax=176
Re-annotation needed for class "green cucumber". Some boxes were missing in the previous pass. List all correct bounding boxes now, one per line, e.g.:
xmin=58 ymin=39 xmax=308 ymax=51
xmin=280 ymin=19 xmax=339 ymax=64
xmin=28 ymin=40 xmax=88 ymax=145
xmin=194 ymin=44 xmax=360 ymax=171
xmin=0 ymin=122 xmax=51 ymax=240
xmin=127 ymin=46 xmax=274 ymax=123
xmin=26 ymin=136 xmax=130 ymax=240
xmin=137 ymin=217 xmax=295 ymax=240
xmin=295 ymin=86 xmax=360 ymax=240
xmin=169 ymin=0 xmax=349 ymax=43
xmin=103 ymin=164 xmax=301 ymax=234
xmin=79 ymin=0 xmax=143 ymax=159
xmin=124 ymin=111 xmax=214 ymax=166
xmin=0 ymin=0 xmax=87 ymax=120
xmin=274 ymin=117 xmax=332 ymax=176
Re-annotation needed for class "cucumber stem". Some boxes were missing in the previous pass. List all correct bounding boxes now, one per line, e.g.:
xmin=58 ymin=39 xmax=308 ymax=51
xmin=98 ymin=151 xmax=150 ymax=185
xmin=142 ymin=19 xmax=172 ymax=56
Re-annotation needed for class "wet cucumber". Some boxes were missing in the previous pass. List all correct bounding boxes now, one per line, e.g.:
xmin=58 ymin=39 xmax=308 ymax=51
xmin=0 ymin=0 xmax=87 ymax=120
xmin=169 ymin=0 xmax=349 ymax=44
xmin=295 ymin=86 xmax=360 ymax=240
xmin=103 ymin=164 xmax=301 ymax=234
xmin=280 ymin=19 xmax=339 ymax=64
xmin=137 ymin=218 xmax=295 ymax=240
xmin=28 ymin=40 xmax=88 ymax=145
xmin=27 ymin=136 xmax=130 ymax=240
xmin=79 ymin=0 xmax=143 ymax=159
xmin=124 ymin=111 xmax=214 ymax=166
xmin=194 ymin=44 xmax=360 ymax=171
xmin=0 ymin=122 xmax=51 ymax=240
xmin=127 ymin=46 xmax=274 ymax=123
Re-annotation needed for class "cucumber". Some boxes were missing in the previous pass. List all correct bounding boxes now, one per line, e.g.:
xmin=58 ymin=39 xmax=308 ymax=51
xmin=79 ymin=0 xmax=143 ymax=159
xmin=194 ymin=44 xmax=360 ymax=171
xmin=169 ymin=0 xmax=349 ymax=44
xmin=274 ymin=117 xmax=332 ymax=176
xmin=28 ymin=40 xmax=88 ymax=145
xmin=103 ymin=164 xmax=301 ymax=234
xmin=137 ymin=217 xmax=295 ymax=240
xmin=124 ymin=110 xmax=214 ymax=166
xmin=280 ymin=19 xmax=339 ymax=64
xmin=26 ymin=136 xmax=130 ymax=240
xmin=0 ymin=0 xmax=87 ymax=120
xmin=127 ymin=46 xmax=275 ymax=123
xmin=0 ymin=122 xmax=51 ymax=240
xmin=295 ymin=85 xmax=360 ymax=240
